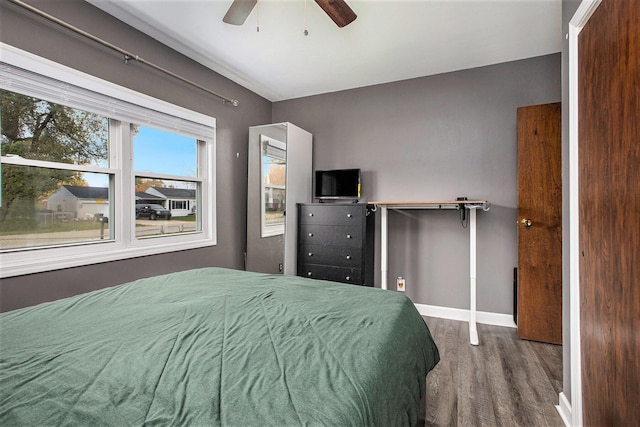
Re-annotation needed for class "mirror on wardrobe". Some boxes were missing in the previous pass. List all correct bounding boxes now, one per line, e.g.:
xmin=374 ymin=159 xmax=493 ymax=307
xmin=260 ymin=135 xmax=286 ymax=238
xmin=246 ymin=123 xmax=312 ymax=275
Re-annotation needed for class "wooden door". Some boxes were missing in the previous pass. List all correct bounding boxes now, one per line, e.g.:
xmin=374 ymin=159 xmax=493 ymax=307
xmin=517 ymin=102 xmax=562 ymax=344
xmin=579 ymin=0 xmax=640 ymax=424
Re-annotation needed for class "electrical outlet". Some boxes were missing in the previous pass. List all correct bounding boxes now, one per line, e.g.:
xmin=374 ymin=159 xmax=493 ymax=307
xmin=396 ymin=277 xmax=406 ymax=292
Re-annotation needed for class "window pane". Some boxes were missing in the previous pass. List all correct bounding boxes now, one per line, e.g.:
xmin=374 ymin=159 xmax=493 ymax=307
xmin=1 ymin=89 xmax=109 ymax=167
xmin=133 ymin=126 xmax=197 ymax=176
xmin=0 ymin=165 xmax=111 ymax=250
xmin=264 ymin=187 xmax=286 ymax=225
xmin=135 ymin=178 xmax=199 ymax=238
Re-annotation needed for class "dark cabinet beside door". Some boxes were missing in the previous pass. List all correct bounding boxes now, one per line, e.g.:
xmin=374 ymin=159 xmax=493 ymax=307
xmin=297 ymin=203 xmax=375 ymax=286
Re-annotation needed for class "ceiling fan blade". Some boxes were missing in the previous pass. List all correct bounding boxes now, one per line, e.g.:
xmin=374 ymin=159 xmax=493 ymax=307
xmin=314 ymin=0 xmax=357 ymax=28
xmin=223 ymin=0 xmax=258 ymax=25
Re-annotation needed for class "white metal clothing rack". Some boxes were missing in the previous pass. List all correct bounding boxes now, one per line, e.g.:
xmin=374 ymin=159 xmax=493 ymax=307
xmin=371 ymin=200 xmax=490 ymax=346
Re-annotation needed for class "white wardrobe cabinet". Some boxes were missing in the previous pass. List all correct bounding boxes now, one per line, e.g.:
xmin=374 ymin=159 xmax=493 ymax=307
xmin=246 ymin=123 xmax=312 ymax=275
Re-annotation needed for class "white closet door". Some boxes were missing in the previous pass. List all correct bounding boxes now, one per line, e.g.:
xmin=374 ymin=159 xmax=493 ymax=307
xmin=283 ymin=124 xmax=313 ymax=275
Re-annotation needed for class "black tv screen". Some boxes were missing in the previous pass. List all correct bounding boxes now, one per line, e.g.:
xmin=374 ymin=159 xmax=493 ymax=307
xmin=315 ymin=169 xmax=361 ymax=200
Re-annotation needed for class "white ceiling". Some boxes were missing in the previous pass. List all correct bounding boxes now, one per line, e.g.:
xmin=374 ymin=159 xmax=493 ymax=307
xmin=87 ymin=0 xmax=562 ymax=102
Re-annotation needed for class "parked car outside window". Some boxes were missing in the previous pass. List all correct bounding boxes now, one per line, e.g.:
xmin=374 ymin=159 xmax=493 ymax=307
xmin=135 ymin=204 xmax=172 ymax=220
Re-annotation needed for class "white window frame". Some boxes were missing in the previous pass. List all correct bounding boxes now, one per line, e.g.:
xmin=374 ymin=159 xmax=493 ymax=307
xmin=0 ymin=44 xmax=217 ymax=278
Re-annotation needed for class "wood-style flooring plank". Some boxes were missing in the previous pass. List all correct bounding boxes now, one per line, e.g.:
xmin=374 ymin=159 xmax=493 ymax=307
xmin=422 ymin=317 xmax=460 ymax=426
xmin=419 ymin=317 xmax=564 ymax=427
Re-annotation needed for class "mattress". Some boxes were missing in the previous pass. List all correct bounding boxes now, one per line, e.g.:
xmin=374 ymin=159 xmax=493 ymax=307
xmin=0 ymin=267 xmax=439 ymax=426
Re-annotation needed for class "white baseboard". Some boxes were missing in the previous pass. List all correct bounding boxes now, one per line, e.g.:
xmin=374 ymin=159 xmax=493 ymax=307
xmin=556 ymin=392 xmax=572 ymax=427
xmin=414 ymin=303 xmax=517 ymax=328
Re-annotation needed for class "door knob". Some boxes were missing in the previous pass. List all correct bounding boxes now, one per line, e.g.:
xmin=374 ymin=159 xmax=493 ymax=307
xmin=521 ymin=218 xmax=533 ymax=228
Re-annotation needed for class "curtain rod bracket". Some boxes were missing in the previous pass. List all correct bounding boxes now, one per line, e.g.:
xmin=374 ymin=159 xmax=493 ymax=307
xmin=124 ymin=53 xmax=140 ymax=64
xmin=124 ymin=54 xmax=140 ymax=64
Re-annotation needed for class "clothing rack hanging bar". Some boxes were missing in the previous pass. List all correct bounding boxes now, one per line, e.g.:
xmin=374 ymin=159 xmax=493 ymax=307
xmin=6 ymin=0 xmax=240 ymax=107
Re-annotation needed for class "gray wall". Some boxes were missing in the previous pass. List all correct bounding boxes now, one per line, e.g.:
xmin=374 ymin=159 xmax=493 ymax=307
xmin=273 ymin=54 xmax=561 ymax=314
xmin=0 ymin=0 xmax=271 ymax=312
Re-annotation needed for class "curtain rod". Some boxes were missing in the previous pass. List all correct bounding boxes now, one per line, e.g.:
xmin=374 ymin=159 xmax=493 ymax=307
xmin=7 ymin=0 xmax=240 ymax=107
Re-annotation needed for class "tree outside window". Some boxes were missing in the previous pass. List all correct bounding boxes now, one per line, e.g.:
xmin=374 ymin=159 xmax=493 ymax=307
xmin=1 ymin=90 xmax=110 ymax=249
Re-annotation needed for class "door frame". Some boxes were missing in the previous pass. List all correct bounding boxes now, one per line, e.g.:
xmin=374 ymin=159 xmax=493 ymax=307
xmin=567 ymin=1 xmax=601 ymax=425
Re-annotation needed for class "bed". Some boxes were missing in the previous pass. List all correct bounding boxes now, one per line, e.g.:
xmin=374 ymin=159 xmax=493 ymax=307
xmin=0 ymin=267 xmax=439 ymax=426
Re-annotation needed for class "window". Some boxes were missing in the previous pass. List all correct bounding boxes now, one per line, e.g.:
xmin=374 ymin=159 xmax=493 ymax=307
xmin=0 ymin=44 xmax=216 ymax=278
xmin=133 ymin=126 xmax=201 ymax=238
xmin=170 ymin=201 xmax=188 ymax=210
xmin=1 ymin=92 xmax=113 ymax=250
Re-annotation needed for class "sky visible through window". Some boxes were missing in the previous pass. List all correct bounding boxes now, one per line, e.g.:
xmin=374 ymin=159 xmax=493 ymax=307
xmin=134 ymin=126 xmax=197 ymax=179
xmin=84 ymin=126 xmax=197 ymax=188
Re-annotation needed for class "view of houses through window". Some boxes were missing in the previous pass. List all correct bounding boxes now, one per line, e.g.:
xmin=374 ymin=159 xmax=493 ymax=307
xmin=133 ymin=125 xmax=200 ymax=239
xmin=0 ymin=90 xmax=202 ymax=250
xmin=134 ymin=179 xmax=199 ymax=238
xmin=0 ymin=90 xmax=112 ymax=250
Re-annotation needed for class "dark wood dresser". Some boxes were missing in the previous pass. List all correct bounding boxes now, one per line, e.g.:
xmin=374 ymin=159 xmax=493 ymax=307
xmin=297 ymin=203 xmax=375 ymax=286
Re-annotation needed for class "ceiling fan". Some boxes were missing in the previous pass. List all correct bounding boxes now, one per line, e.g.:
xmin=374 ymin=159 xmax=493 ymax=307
xmin=223 ymin=0 xmax=357 ymax=28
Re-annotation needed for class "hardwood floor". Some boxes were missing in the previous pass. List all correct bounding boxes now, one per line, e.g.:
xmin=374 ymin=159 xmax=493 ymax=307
xmin=418 ymin=317 xmax=564 ymax=427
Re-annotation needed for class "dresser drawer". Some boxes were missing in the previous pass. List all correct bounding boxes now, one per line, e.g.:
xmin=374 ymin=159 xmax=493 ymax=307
xmin=299 ymin=244 xmax=362 ymax=268
xmin=299 ymin=224 xmax=362 ymax=247
xmin=299 ymin=204 xmax=364 ymax=225
xmin=299 ymin=264 xmax=363 ymax=284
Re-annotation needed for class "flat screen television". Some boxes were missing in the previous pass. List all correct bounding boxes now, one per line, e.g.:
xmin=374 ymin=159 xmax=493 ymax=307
xmin=315 ymin=168 xmax=361 ymax=200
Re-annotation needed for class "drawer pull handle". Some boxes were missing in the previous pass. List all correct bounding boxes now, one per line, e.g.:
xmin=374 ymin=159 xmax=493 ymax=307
xmin=308 ymin=233 xmax=314 ymax=237
xmin=346 ymin=255 xmax=351 ymax=260
xmin=308 ymin=252 xmax=313 ymax=257
xmin=347 ymin=214 xmax=352 ymax=218
xmin=308 ymin=213 xmax=314 ymax=217
xmin=345 ymin=276 xmax=352 ymax=281
xmin=346 ymin=234 xmax=352 ymax=239
xmin=307 ymin=272 xmax=313 ymax=277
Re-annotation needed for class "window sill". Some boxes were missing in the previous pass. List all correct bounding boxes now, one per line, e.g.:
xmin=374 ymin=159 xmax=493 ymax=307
xmin=0 ymin=236 xmax=217 ymax=278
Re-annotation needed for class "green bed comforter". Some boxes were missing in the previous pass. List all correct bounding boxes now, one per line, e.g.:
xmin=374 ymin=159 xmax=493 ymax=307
xmin=0 ymin=267 xmax=439 ymax=426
